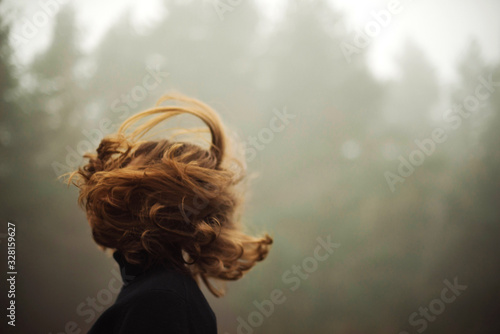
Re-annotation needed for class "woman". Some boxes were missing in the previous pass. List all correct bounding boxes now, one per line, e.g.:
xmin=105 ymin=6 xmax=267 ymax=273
xmin=67 ymin=93 xmax=273 ymax=333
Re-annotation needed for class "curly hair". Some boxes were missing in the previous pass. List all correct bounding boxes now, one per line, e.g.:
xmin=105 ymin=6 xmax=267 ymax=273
xmin=66 ymin=93 xmax=272 ymax=297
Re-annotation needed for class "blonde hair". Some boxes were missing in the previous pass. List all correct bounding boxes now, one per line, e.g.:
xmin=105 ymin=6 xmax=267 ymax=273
xmin=66 ymin=93 xmax=272 ymax=296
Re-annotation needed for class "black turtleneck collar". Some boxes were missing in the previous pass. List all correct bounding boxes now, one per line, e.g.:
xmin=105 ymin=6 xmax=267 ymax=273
xmin=112 ymin=251 xmax=149 ymax=286
xmin=112 ymin=251 xmax=179 ymax=286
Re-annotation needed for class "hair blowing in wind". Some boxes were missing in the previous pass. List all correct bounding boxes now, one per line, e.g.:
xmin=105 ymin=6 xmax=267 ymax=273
xmin=66 ymin=93 xmax=273 ymax=297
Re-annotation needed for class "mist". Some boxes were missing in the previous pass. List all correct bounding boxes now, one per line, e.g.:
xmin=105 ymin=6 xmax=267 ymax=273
xmin=1 ymin=0 xmax=499 ymax=333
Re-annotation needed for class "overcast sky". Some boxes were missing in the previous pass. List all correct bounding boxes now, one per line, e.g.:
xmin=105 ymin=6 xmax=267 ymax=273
xmin=3 ymin=0 xmax=500 ymax=84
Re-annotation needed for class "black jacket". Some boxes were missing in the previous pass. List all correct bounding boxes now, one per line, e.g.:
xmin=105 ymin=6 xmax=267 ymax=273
xmin=88 ymin=251 xmax=217 ymax=334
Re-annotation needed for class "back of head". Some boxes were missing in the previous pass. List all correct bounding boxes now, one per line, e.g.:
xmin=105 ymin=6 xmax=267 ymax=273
xmin=67 ymin=92 xmax=272 ymax=297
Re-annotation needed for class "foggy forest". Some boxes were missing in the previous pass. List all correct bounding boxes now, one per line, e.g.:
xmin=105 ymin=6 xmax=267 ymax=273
xmin=1 ymin=0 xmax=499 ymax=333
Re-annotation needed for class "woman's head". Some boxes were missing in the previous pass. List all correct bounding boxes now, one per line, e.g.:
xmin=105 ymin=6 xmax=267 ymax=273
xmin=67 ymin=93 xmax=272 ymax=296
